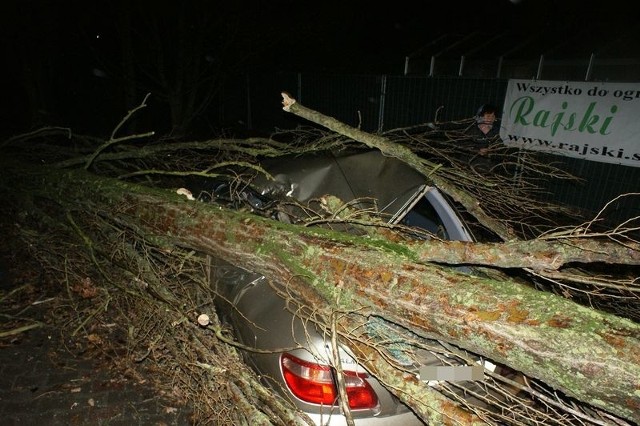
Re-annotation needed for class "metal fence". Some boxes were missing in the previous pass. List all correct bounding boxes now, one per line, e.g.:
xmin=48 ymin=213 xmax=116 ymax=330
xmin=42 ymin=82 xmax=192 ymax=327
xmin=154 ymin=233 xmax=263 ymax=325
xmin=405 ymin=55 xmax=640 ymax=83
xmin=223 ymin=72 xmax=639 ymax=228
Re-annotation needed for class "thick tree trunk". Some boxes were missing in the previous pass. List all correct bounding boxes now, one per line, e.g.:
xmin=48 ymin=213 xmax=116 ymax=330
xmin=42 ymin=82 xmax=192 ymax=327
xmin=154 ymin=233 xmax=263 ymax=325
xmin=3 ymin=159 xmax=638 ymax=424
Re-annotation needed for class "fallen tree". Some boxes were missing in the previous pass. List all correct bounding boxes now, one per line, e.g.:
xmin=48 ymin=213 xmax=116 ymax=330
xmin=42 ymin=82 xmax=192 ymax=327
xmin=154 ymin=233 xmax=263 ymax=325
xmin=1 ymin=96 xmax=639 ymax=425
xmin=1 ymin=154 xmax=639 ymax=424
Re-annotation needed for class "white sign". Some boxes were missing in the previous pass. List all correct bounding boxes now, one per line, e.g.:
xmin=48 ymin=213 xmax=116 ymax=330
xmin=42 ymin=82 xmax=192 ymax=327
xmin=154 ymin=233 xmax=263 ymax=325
xmin=500 ymin=79 xmax=640 ymax=167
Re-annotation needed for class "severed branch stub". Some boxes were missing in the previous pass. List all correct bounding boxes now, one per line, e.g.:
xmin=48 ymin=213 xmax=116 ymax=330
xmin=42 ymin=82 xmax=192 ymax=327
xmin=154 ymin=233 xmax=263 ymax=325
xmin=281 ymin=92 xmax=297 ymax=111
xmin=197 ymin=314 xmax=210 ymax=326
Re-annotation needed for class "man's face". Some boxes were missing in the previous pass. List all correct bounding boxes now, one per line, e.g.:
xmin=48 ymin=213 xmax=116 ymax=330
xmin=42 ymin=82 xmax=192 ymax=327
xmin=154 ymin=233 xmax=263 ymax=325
xmin=480 ymin=112 xmax=496 ymax=125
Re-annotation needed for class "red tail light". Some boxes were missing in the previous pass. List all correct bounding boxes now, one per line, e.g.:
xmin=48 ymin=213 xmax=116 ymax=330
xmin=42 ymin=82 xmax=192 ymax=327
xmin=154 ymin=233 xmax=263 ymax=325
xmin=280 ymin=353 xmax=379 ymax=410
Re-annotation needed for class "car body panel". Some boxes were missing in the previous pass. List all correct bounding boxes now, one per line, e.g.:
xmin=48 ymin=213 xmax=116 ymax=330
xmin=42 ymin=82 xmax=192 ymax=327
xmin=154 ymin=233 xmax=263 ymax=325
xmin=212 ymin=262 xmax=424 ymax=425
xmin=253 ymin=150 xmax=426 ymax=213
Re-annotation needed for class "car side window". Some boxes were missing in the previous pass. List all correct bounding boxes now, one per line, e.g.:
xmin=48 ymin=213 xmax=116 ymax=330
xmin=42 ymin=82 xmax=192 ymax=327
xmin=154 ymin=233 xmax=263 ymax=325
xmin=400 ymin=196 xmax=448 ymax=240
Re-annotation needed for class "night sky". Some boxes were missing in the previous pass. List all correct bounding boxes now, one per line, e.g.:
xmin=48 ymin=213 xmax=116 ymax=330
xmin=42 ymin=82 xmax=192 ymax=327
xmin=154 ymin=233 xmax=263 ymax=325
xmin=1 ymin=0 xmax=636 ymax=138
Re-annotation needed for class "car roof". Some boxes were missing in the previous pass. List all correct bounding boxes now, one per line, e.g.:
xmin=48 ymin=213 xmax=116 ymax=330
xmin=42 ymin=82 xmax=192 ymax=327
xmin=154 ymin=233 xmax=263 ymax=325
xmin=253 ymin=149 xmax=431 ymax=221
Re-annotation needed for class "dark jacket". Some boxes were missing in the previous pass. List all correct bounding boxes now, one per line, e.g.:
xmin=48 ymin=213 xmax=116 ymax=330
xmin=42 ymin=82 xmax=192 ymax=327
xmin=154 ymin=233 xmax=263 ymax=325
xmin=464 ymin=121 xmax=500 ymax=147
xmin=461 ymin=121 xmax=501 ymax=172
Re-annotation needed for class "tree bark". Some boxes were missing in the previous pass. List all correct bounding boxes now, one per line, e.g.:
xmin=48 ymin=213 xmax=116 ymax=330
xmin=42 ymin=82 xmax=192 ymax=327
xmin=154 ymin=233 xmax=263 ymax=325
xmin=3 ymin=159 xmax=638 ymax=424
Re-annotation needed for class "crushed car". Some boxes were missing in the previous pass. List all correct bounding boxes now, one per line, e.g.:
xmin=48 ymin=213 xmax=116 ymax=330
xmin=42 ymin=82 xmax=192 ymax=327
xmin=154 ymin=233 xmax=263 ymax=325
xmin=199 ymin=149 xmax=514 ymax=425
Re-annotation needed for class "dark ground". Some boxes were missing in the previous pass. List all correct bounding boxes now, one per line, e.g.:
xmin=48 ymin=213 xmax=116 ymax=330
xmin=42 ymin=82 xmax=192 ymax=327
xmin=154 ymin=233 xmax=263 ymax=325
xmin=0 ymin=243 xmax=193 ymax=426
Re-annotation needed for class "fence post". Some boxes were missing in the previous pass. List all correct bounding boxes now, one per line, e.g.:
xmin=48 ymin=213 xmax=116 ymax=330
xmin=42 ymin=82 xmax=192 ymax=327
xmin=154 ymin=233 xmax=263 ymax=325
xmin=536 ymin=55 xmax=544 ymax=80
xmin=496 ymin=56 xmax=503 ymax=79
xmin=429 ymin=56 xmax=435 ymax=77
xmin=377 ymin=75 xmax=387 ymax=133
xmin=404 ymin=56 xmax=410 ymax=76
xmin=585 ymin=53 xmax=595 ymax=81
xmin=458 ymin=55 xmax=465 ymax=77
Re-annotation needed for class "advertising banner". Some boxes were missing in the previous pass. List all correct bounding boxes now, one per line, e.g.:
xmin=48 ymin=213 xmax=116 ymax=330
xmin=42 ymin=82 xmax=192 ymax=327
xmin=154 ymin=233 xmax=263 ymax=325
xmin=500 ymin=79 xmax=640 ymax=167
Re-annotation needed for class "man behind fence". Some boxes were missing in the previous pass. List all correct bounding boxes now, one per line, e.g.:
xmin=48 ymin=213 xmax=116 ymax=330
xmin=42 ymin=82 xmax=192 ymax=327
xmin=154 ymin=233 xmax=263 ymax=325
xmin=461 ymin=104 xmax=502 ymax=172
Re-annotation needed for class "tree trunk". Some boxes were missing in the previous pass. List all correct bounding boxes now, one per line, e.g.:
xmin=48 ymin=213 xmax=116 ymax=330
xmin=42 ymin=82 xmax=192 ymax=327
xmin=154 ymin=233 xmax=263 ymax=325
xmin=3 ymin=158 xmax=638 ymax=424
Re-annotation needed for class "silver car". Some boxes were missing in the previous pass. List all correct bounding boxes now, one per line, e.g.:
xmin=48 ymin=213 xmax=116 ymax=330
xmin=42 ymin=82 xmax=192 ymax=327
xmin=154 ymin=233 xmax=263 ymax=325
xmin=207 ymin=150 xmax=496 ymax=425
